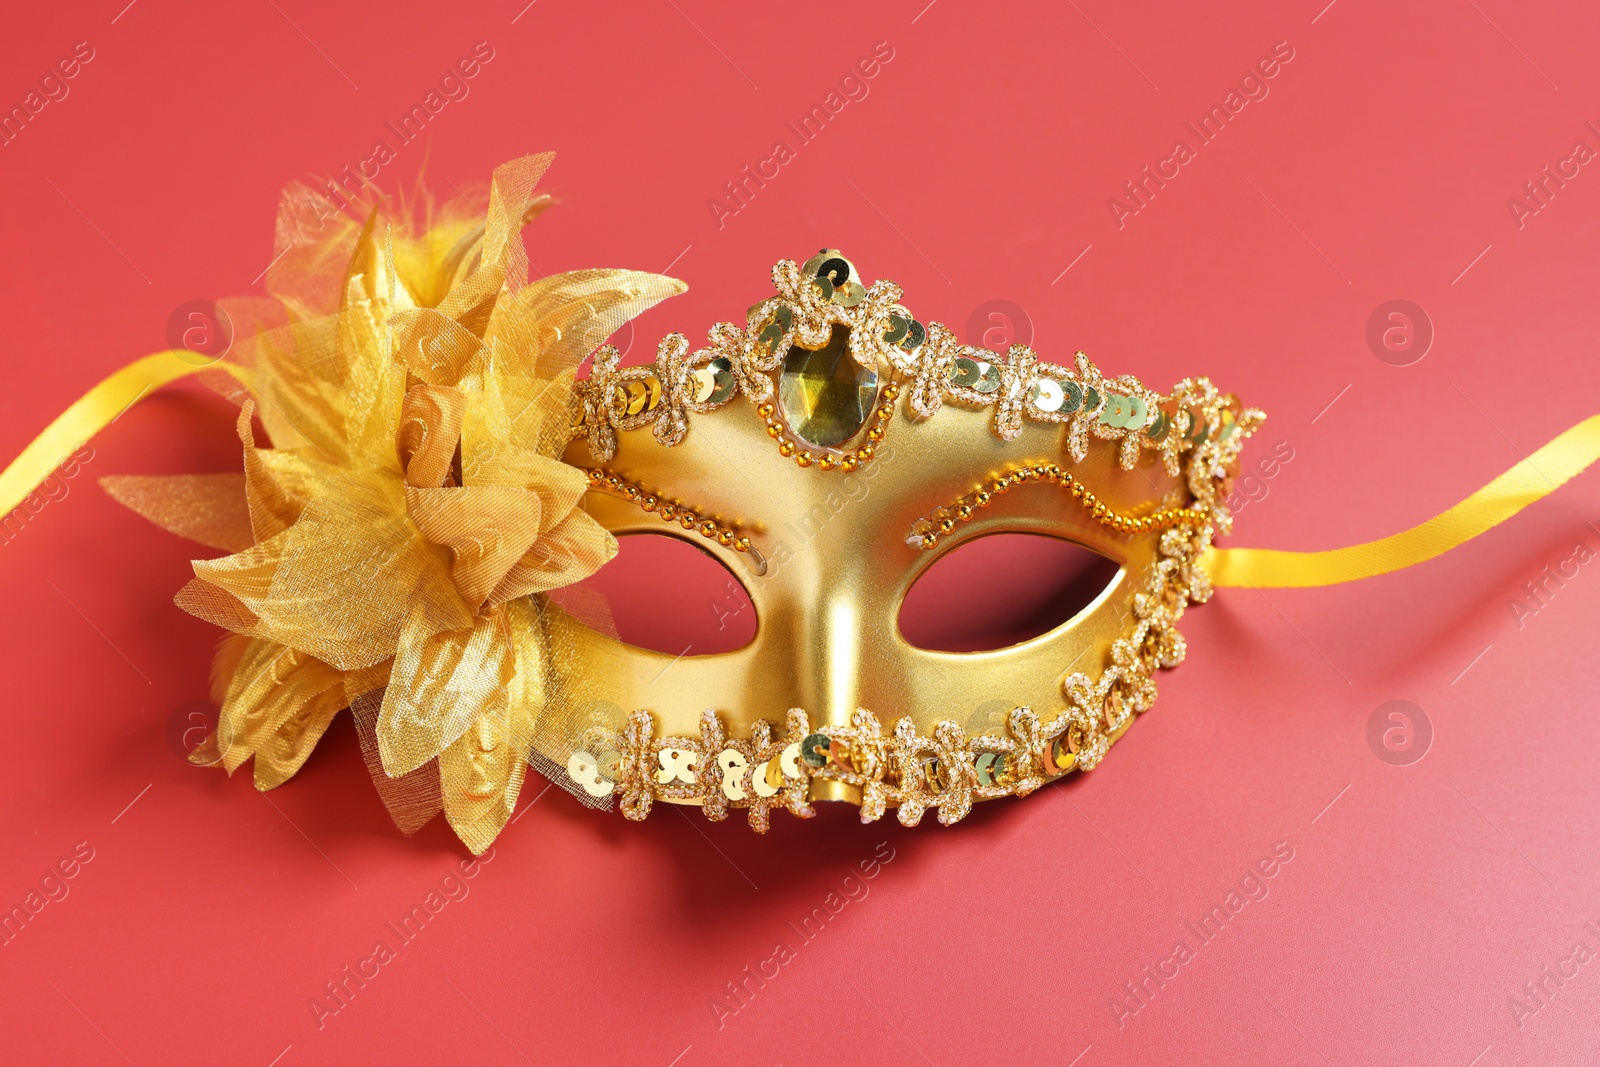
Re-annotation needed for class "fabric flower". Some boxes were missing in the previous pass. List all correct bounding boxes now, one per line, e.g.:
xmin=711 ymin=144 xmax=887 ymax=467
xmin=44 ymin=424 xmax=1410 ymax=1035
xmin=104 ymin=154 xmax=684 ymax=852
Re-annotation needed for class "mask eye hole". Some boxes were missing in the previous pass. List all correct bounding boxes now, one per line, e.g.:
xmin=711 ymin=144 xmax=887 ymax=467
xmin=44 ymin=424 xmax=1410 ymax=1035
xmin=548 ymin=533 xmax=755 ymax=655
xmin=898 ymin=533 xmax=1121 ymax=653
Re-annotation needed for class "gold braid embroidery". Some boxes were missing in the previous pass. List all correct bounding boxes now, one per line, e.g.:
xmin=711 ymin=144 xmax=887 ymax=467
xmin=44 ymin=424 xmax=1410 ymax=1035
xmin=566 ymin=518 xmax=1213 ymax=830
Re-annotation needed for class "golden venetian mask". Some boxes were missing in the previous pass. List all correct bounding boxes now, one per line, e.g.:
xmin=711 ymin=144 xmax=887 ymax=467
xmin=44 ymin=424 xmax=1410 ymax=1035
xmin=30 ymin=154 xmax=1579 ymax=854
xmin=552 ymin=243 xmax=1257 ymax=831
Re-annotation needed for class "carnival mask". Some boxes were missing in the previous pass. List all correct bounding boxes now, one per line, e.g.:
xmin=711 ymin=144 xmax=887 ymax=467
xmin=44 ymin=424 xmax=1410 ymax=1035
xmin=11 ymin=155 xmax=1590 ymax=853
xmin=553 ymin=239 xmax=1254 ymax=832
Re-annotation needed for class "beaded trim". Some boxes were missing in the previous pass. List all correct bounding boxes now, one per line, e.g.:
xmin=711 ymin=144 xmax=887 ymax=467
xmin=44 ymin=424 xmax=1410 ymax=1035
xmin=570 ymin=249 xmax=1264 ymax=536
xmin=755 ymin=384 xmax=898 ymax=470
xmin=905 ymin=460 xmax=1208 ymax=549
xmin=583 ymin=466 xmax=758 ymax=555
xmin=562 ymin=519 xmax=1213 ymax=829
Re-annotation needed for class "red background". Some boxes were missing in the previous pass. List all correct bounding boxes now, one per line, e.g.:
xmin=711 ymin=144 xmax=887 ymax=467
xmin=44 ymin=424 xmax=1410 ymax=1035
xmin=3 ymin=1 xmax=1599 ymax=1064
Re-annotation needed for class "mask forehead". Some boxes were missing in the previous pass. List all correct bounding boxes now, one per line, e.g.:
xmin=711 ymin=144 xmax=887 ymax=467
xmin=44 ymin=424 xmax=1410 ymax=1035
xmin=561 ymin=362 xmax=1180 ymax=742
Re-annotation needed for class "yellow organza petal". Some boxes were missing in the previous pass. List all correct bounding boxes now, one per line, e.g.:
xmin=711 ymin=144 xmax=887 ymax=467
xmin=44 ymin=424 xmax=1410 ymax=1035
xmin=176 ymin=576 xmax=263 ymax=634
xmin=215 ymin=637 xmax=345 ymax=775
xmin=249 ymin=317 xmax=351 ymax=461
xmin=405 ymin=484 xmax=545 ymax=611
xmin=335 ymin=220 xmax=410 ymax=471
xmin=465 ymin=268 xmax=686 ymax=474
xmin=235 ymin=401 xmax=335 ymax=542
xmin=490 ymin=509 xmax=617 ymax=605
xmin=491 ymin=267 xmax=687 ymax=384
xmin=343 ymin=660 xmax=450 ymax=834
xmin=195 ymin=471 xmax=472 ymax=669
xmin=390 ymin=306 xmax=486 ymax=386
xmin=265 ymin=181 xmax=364 ymax=321
xmin=377 ymin=609 xmax=512 ymax=777
xmin=253 ymin=700 xmax=342 ymax=790
xmin=100 ymin=473 xmax=253 ymax=552
xmin=191 ymin=530 xmax=287 ymax=606
xmin=396 ymin=384 xmax=465 ymax=489
xmin=440 ymin=598 xmax=545 ymax=854
xmin=469 ymin=152 xmax=555 ymax=298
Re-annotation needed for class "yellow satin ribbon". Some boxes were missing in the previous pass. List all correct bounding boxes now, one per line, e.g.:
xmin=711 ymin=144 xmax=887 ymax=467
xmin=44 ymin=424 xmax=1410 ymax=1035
xmin=0 ymin=351 xmax=248 ymax=520
xmin=1204 ymin=413 xmax=1600 ymax=587
xmin=2 ymin=351 xmax=1597 ymax=592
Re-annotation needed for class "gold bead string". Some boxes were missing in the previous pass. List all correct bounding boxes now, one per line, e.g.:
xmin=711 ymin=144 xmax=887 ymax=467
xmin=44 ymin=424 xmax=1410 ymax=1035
xmin=754 ymin=383 xmax=901 ymax=471
xmin=908 ymin=462 xmax=1205 ymax=550
xmin=585 ymin=468 xmax=755 ymax=555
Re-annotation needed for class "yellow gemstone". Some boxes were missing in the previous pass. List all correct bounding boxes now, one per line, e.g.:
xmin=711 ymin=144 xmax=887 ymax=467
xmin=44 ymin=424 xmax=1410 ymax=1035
xmin=778 ymin=326 xmax=879 ymax=449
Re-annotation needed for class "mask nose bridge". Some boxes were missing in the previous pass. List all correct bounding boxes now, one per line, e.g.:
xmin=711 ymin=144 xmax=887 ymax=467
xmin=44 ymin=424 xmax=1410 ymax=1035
xmin=811 ymin=576 xmax=867 ymax=729
xmin=762 ymin=515 xmax=905 ymax=731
